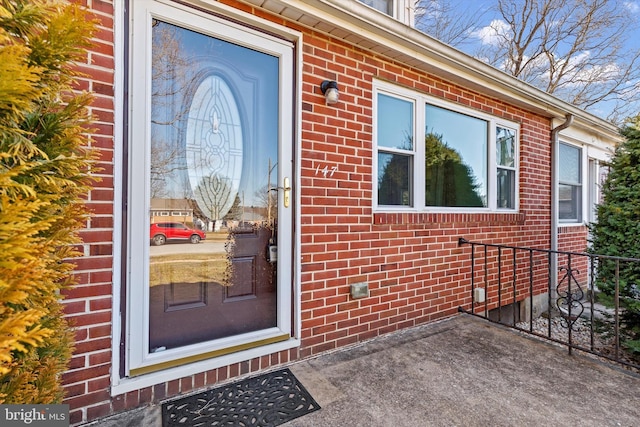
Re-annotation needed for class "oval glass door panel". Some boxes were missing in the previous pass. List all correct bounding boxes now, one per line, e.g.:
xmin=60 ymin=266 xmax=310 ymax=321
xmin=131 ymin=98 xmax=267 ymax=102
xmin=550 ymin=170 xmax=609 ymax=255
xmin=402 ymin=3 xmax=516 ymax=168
xmin=186 ymin=75 xmax=243 ymax=225
xmin=148 ymin=20 xmax=279 ymax=352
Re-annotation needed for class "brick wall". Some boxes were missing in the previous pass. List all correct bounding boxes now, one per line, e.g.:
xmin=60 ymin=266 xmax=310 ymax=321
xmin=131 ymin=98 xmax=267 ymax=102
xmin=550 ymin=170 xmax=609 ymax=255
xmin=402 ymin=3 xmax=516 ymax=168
xmin=61 ymin=1 xmax=556 ymax=424
xmin=297 ymin=30 xmax=552 ymax=357
xmin=558 ymin=225 xmax=588 ymax=254
xmin=60 ymin=0 xmax=117 ymax=424
xmin=557 ymin=225 xmax=591 ymax=290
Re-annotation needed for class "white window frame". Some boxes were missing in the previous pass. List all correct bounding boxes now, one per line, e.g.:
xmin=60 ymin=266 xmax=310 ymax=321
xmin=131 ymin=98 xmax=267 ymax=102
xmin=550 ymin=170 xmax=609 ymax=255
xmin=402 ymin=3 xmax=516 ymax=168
xmin=358 ymin=0 xmax=414 ymax=26
xmin=588 ymin=159 xmax=599 ymax=224
xmin=376 ymin=90 xmax=416 ymax=207
xmin=558 ymin=141 xmax=584 ymax=224
xmin=373 ymin=80 xmax=520 ymax=213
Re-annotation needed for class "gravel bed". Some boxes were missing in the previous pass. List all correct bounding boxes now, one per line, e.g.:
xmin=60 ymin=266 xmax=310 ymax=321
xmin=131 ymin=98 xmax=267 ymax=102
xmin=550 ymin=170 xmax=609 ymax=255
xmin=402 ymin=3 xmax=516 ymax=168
xmin=516 ymin=315 xmax=610 ymax=349
xmin=515 ymin=314 xmax=639 ymax=371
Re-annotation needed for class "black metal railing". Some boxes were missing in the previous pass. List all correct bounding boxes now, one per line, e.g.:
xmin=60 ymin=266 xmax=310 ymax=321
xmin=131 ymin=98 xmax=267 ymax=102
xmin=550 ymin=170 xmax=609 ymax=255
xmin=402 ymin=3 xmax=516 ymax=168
xmin=457 ymin=237 xmax=640 ymax=371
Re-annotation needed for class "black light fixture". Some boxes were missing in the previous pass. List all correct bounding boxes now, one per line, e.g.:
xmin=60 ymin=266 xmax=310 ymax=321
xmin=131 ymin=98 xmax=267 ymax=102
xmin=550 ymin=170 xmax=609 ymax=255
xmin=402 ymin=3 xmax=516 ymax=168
xmin=320 ymin=80 xmax=339 ymax=105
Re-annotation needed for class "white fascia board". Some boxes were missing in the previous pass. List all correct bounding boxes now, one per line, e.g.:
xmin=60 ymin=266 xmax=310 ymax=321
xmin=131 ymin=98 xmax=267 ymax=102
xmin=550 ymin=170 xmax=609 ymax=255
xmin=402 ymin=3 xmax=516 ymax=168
xmin=558 ymin=125 xmax=618 ymax=155
xmin=249 ymin=0 xmax=619 ymax=142
xmin=170 ymin=0 xmax=302 ymax=41
xmin=553 ymin=117 xmax=622 ymax=148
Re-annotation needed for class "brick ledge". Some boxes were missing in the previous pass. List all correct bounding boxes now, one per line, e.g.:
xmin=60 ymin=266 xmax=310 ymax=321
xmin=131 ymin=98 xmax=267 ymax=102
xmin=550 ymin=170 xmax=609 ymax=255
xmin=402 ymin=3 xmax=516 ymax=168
xmin=373 ymin=211 xmax=526 ymax=226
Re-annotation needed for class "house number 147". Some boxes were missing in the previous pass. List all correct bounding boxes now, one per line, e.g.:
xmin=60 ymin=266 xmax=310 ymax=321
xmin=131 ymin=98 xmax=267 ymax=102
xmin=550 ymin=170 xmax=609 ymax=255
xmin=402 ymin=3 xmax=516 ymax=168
xmin=315 ymin=164 xmax=338 ymax=177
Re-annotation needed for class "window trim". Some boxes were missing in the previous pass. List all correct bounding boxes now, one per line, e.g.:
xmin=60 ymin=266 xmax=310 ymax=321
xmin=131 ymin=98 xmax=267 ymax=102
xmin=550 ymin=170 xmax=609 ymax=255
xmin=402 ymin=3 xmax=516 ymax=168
xmin=373 ymin=80 xmax=520 ymax=213
xmin=496 ymin=125 xmax=517 ymax=210
xmin=360 ymin=0 xmax=393 ymax=15
xmin=375 ymin=91 xmax=416 ymax=207
xmin=358 ymin=0 xmax=414 ymax=26
xmin=558 ymin=141 xmax=584 ymax=224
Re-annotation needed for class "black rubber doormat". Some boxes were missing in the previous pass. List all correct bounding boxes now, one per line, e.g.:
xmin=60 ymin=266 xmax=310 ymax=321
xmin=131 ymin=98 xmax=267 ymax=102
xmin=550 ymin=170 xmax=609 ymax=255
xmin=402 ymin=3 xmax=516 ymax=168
xmin=162 ymin=368 xmax=321 ymax=426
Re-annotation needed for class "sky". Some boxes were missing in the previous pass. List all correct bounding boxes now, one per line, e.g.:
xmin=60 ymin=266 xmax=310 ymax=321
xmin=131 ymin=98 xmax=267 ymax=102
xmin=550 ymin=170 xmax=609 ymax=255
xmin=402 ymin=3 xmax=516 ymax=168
xmin=454 ymin=0 xmax=640 ymax=57
xmin=431 ymin=0 xmax=640 ymax=50
xmin=415 ymin=0 xmax=640 ymax=121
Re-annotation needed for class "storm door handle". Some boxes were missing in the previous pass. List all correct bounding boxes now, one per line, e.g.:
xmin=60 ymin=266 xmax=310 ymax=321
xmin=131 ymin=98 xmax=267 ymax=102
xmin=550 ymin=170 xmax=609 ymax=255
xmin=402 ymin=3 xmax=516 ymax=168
xmin=283 ymin=177 xmax=291 ymax=208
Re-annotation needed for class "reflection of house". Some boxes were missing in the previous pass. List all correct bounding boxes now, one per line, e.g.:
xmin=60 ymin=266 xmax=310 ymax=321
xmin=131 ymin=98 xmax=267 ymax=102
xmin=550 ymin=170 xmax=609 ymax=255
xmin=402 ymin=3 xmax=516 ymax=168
xmin=241 ymin=206 xmax=268 ymax=222
xmin=66 ymin=1 xmax=619 ymax=425
xmin=149 ymin=198 xmax=193 ymax=224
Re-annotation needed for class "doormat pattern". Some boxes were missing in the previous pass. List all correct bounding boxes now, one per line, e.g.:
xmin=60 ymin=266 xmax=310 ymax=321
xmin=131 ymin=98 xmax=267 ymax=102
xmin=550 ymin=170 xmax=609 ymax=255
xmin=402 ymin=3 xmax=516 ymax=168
xmin=162 ymin=368 xmax=320 ymax=426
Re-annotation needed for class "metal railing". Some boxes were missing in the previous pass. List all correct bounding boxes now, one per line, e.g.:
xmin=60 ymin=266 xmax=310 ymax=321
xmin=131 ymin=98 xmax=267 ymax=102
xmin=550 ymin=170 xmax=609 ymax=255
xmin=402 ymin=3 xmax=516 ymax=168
xmin=457 ymin=238 xmax=640 ymax=371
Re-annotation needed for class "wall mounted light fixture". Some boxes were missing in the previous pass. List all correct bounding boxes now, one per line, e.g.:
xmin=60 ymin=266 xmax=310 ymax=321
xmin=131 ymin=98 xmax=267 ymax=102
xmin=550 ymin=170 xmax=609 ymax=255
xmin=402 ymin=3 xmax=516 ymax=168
xmin=320 ymin=80 xmax=339 ymax=105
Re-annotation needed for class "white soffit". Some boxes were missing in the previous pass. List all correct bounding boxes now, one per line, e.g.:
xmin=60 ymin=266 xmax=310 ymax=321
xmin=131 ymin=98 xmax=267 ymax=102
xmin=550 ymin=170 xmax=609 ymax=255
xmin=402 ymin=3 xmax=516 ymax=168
xmin=239 ymin=0 xmax=620 ymax=141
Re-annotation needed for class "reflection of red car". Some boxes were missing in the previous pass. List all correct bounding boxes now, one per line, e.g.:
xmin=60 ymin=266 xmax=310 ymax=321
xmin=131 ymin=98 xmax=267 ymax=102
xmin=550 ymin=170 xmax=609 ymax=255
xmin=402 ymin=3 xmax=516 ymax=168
xmin=150 ymin=222 xmax=206 ymax=246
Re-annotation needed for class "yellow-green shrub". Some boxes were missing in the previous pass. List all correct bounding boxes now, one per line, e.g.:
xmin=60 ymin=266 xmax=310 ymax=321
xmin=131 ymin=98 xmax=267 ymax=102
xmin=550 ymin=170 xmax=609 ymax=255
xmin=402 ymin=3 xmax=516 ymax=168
xmin=0 ymin=0 xmax=97 ymax=403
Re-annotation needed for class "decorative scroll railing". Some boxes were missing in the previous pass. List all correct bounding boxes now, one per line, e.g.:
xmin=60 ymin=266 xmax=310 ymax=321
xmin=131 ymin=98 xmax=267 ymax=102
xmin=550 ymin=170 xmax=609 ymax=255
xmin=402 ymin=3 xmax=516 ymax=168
xmin=457 ymin=238 xmax=640 ymax=372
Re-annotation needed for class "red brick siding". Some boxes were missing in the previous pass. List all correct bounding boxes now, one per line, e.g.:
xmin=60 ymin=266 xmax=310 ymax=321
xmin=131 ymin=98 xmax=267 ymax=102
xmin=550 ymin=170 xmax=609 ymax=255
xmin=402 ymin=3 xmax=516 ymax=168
xmin=558 ymin=226 xmax=589 ymax=254
xmin=557 ymin=225 xmax=590 ymax=288
xmin=64 ymin=0 xmax=562 ymax=424
xmin=63 ymin=1 xmax=116 ymax=424
xmin=298 ymin=29 xmax=552 ymax=357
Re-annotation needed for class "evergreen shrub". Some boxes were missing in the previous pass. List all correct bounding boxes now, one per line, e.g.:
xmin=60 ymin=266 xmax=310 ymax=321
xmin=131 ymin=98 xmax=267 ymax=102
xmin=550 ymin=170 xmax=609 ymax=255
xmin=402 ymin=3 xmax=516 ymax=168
xmin=590 ymin=115 xmax=640 ymax=357
xmin=0 ymin=0 xmax=97 ymax=403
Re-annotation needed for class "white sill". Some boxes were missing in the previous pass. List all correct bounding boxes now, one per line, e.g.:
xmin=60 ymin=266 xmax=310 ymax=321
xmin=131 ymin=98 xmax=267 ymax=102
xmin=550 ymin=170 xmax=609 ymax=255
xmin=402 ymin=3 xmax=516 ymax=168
xmin=558 ymin=221 xmax=586 ymax=227
xmin=110 ymin=338 xmax=300 ymax=396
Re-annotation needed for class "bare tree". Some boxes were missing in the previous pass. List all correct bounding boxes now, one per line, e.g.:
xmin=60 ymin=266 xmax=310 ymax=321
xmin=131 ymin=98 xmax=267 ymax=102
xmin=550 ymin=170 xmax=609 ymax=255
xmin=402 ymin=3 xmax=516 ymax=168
xmin=415 ymin=0 xmax=640 ymax=122
xmin=150 ymin=138 xmax=183 ymax=198
xmin=193 ymin=173 xmax=234 ymax=221
xmin=413 ymin=0 xmax=487 ymax=47
xmin=253 ymin=185 xmax=277 ymax=224
xmin=151 ymin=20 xmax=193 ymax=127
xmin=149 ymin=20 xmax=195 ymax=199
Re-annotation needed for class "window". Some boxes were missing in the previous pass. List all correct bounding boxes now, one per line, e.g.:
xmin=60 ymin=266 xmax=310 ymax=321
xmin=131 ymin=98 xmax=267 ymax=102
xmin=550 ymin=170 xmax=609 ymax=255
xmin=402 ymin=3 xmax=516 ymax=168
xmin=496 ymin=127 xmax=516 ymax=209
xmin=357 ymin=0 xmax=414 ymax=26
xmin=425 ymin=105 xmax=487 ymax=207
xmin=374 ymin=82 xmax=519 ymax=212
xmin=360 ymin=0 xmax=393 ymax=15
xmin=559 ymin=142 xmax=582 ymax=222
xmin=588 ymin=159 xmax=605 ymax=224
xmin=377 ymin=94 xmax=414 ymax=206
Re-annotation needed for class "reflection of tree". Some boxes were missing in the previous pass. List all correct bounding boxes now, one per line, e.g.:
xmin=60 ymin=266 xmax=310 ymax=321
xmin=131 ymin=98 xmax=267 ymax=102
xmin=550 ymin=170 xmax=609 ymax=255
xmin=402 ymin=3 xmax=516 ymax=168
xmin=378 ymin=133 xmax=412 ymax=205
xmin=151 ymin=20 xmax=192 ymax=127
xmin=378 ymin=154 xmax=409 ymax=205
xmin=425 ymin=132 xmax=485 ymax=207
xmin=497 ymin=127 xmax=515 ymax=166
xmin=150 ymin=139 xmax=184 ymax=198
xmin=255 ymin=185 xmax=277 ymax=223
xmin=183 ymin=197 xmax=206 ymax=226
xmin=150 ymin=20 xmax=195 ymax=199
xmin=224 ymin=194 xmax=243 ymax=221
xmin=194 ymin=173 xmax=233 ymax=221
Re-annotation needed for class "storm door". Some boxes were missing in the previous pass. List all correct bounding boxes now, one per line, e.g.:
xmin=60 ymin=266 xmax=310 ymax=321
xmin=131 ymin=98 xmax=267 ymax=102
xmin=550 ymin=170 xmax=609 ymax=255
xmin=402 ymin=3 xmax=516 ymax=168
xmin=127 ymin=1 xmax=294 ymax=374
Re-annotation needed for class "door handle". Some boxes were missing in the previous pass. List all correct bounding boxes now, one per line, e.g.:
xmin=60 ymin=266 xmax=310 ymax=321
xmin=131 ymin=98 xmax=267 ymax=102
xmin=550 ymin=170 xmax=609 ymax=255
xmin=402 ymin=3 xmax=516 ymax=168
xmin=283 ymin=177 xmax=291 ymax=208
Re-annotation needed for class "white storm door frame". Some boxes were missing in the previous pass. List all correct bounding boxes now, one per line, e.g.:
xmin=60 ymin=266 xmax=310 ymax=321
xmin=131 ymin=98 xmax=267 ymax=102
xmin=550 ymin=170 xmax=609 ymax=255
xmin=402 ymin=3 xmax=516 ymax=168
xmin=126 ymin=0 xmax=295 ymax=375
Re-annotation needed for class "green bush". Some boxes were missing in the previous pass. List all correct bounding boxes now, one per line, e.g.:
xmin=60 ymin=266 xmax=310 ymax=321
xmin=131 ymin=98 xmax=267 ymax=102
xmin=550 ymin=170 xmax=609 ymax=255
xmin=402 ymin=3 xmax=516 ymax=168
xmin=589 ymin=115 xmax=640 ymax=357
xmin=0 ymin=0 xmax=96 ymax=403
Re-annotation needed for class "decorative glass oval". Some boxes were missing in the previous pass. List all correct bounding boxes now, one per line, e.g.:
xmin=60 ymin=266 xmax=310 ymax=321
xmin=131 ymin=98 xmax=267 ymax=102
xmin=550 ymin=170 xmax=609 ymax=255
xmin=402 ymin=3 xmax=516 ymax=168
xmin=186 ymin=75 xmax=243 ymax=222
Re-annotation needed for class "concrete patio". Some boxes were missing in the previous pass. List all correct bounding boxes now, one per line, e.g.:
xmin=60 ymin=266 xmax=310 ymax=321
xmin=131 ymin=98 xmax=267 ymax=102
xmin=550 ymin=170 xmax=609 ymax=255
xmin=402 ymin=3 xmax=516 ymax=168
xmin=89 ymin=314 xmax=640 ymax=426
xmin=286 ymin=314 xmax=639 ymax=426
